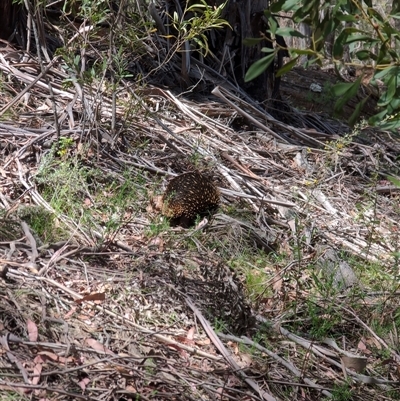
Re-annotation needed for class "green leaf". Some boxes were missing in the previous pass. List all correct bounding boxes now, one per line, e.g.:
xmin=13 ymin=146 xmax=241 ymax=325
xmin=376 ymin=43 xmax=392 ymax=65
xmin=244 ymin=53 xmax=275 ymax=82
xmin=378 ymin=75 xmax=396 ymax=107
xmin=274 ymin=27 xmax=305 ymax=38
xmin=300 ymin=0 xmax=317 ymax=14
xmin=336 ymin=14 xmax=358 ymax=22
xmin=355 ymin=50 xmax=375 ymax=60
xmin=387 ymin=175 xmax=400 ymax=187
xmin=276 ymin=57 xmax=299 ymax=77
xmin=186 ymin=3 xmax=207 ymax=12
xmin=268 ymin=17 xmax=278 ymax=35
xmin=270 ymin=0 xmax=300 ymax=13
xmin=260 ymin=47 xmax=275 ymax=53
xmin=333 ymin=76 xmax=362 ymax=113
xmin=270 ymin=0 xmax=288 ymax=13
xmin=348 ymin=96 xmax=369 ymax=126
xmin=333 ymin=30 xmax=347 ymax=59
xmin=282 ymin=0 xmax=301 ymax=11
xmin=291 ymin=48 xmax=317 ymax=56
xmin=242 ymin=37 xmax=265 ymax=46
xmin=388 ymin=48 xmax=400 ymax=60
xmin=382 ymin=22 xmax=398 ymax=37
xmin=331 ymin=81 xmax=358 ymax=97
xmin=374 ymin=65 xmax=398 ymax=80
xmin=345 ymin=33 xmax=375 ymax=44
xmin=264 ymin=9 xmax=272 ymax=18
xmin=387 ymin=96 xmax=400 ymax=110
xmin=303 ymin=57 xmax=322 ymax=68
xmin=367 ymin=7 xmax=385 ymax=23
xmin=393 ymin=0 xmax=400 ymax=14
xmin=378 ymin=119 xmax=400 ymax=130
xmin=322 ymin=19 xmax=338 ymax=38
xmin=368 ymin=109 xmax=387 ymax=125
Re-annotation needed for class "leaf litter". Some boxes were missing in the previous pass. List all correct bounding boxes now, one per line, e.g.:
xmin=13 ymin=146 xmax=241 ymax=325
xmin=0 ymin=33 xmax=399 ymax=401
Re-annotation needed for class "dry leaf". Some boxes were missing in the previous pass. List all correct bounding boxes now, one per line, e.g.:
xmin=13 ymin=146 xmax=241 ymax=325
xmin=31 ymin=358 xmax=42 ymax=385
xmin=36 ymin=103 xmax=50 ymax=111
xmin=357 ymin=338 xmax=371 ymax=354
xmin=380 ymin=358 xmax=394 ymax=366
xmin=226 ymin=374 xmax=242 ymax=387
xmin=365 ymin=336 xmax=382 ymax=350
xmin=239 ymin=353 xmax=253 ymax=367
xmin=288 ymin=219 xmax=296 ymax=234
xmin=83 ymin=198 xmax=92 ymax=207
xmin=75 ymin=292 xmax=106 ymax=304
xmin=195 ymin=217 xmax=209 ymax=230
xmin=64 ymin=306 xmax=77 ymax=319
xmin=161 ymin=371 xmax=178 ymax=383
xmin=175 ymin=336 xmax=195 ymax=346
xmin=148 ymin=236 xmax=164 ymax=251
xmin=341 ymin=355 xmax=368 ymax=373
xmin=195 ymin=338 xmax=211 ymax=346
xmin=27 ymin=319 xmax=38 ymax=342
xmin=216 ymin=387 xmax=224 ymax=399
xmin=187 ymin=327 xmax=195 ymax=341
xmin=78 ymin=377 xmax=90 ymax=391
xmin=357 ymin=339 xmax=367 ymax=351
xmin=77 ymin=315 xmax=91 ymax=323
xmin=38 ymin=351 xmax=74 ymax=364
xmin=0 ymin=334 xmax=10 ymax=352
xmin=148 ymin=194 xmax=163 ymax=212
xmin=85 ymin=338 xmax=115 ymax=355
xmin=272 ymin=274 xmax=283 ymax=293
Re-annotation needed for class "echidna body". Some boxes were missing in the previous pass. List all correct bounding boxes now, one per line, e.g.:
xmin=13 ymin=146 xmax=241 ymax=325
xmin=162 ymin=172 xmax=220 ymax=219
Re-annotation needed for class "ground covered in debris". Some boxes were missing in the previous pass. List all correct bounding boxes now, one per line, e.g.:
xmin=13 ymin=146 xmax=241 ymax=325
xmin=1 ymin=34 xmax=400 ymax=401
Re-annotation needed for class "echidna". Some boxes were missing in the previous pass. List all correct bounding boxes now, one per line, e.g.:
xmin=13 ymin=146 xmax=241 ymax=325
xmin=162 ymin=172 xmax=220 ymax=221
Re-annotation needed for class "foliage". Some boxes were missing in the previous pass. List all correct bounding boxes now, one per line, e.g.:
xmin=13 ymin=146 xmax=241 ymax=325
xmin=16 ymin=206 xmax=62 ymax=243
xmin=245 ymin=0 xmax=400 ymax=130
xmin=330 ymin=381 xmax=353 ymax=401
xmin=35 ymin=139 xmax=148 ymax=241
xmin=62 ymin=0 xmax=110 ymax=24
xmin=170 ymin=0 xmax=230 ymax=56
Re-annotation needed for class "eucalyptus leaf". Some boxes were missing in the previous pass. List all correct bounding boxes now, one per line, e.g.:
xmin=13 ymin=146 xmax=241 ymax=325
xmin=377 ymin=75 xmax=396 ymax=107
xmin=331 ymin=81 xmax=357 ymax=97
xmin=374 ymin=66 xmax=398 ymax=80
xmin=276 ymin=57 xmax=299 ymax=77
xmin=260 ymin=47 xmax=276 ymax=53
xmin=355 ymin=49 xmax=376 ymax=60
xmin=275 ymin=27 xmax=305 ymax=38
xmin=268 ymin=17 xmax=278 ymax=35
xmin=270 ymin=0 xmax=288 ymax=13
xmin=345 ymin=33 xmax=375 ymax=44
xmin=349 ymin=96 xmax=369 ymax=126
xmin=243 ymin=37 xmax=265 ymax=46
xmin=244 ymin=53 xmax=275 ymax=82
xmin=333 ymin=76 xmax=362 ymax=113
xmin=291 ymin=48 xmax=317 ymax=56
xmin=378 ymin=118 xmax=400 ymax=130
xmin=368 ymin=109 xmax=388 ymax=125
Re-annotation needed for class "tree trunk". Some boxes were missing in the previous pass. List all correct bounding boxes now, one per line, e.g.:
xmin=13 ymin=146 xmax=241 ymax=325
xmin=221 ymin=0 xmax=274 ymax=100
xmin=0 ymin=0 xmax=19 ymax=41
